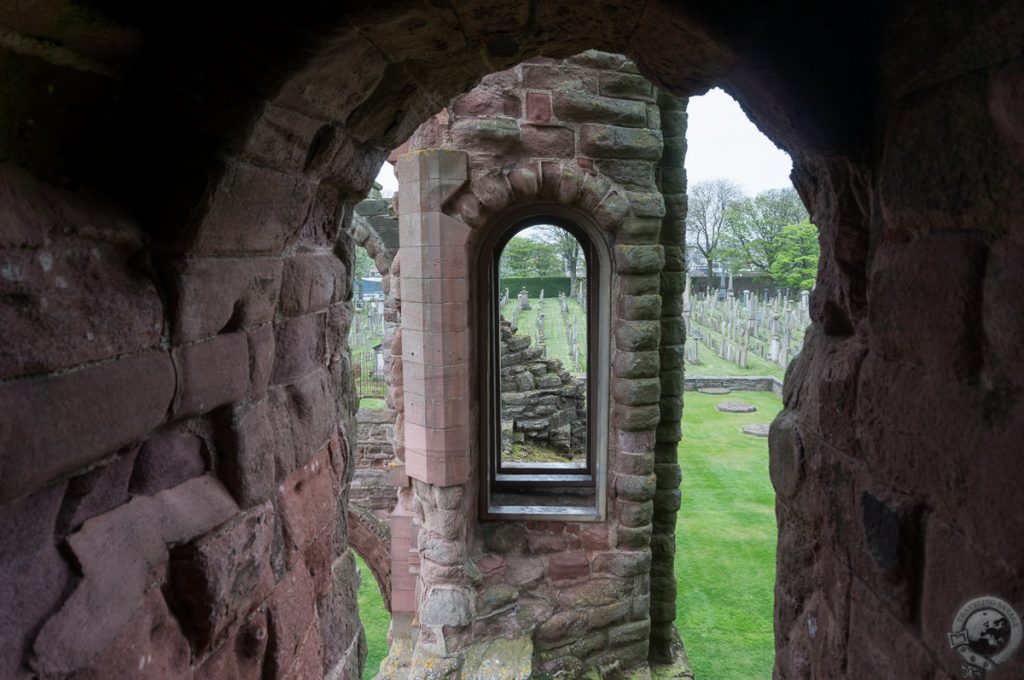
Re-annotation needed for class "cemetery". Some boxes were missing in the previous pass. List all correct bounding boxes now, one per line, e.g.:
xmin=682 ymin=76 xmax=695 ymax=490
xmin=683 ymin=285 xmax=811 ymax=380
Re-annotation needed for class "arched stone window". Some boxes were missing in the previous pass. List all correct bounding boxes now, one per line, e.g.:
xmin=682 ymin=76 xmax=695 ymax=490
xmin=477 ymin=205 xmax=610 ymax=521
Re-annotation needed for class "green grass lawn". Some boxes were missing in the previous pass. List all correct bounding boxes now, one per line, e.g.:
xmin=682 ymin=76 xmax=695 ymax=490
xmin=352 ymin=390 xmax=782 ymax=680
xmin=356 ymin=554 xmax=391 ymax=679
xmin=685 ymin=341 xmax=787 ymax=380
xmin=676 ymin=390 xmax=782 ymax=680
xmin=502 ymin=296 xmax=587 ymax=374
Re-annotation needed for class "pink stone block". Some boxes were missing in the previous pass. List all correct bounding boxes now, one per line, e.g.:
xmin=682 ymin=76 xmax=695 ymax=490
xmin=405 ymin=448 xmax=468 ymax=486
xmin=397 ymin=244 xmax=467 ymax=280
xmin=402 ymin=331 xmax=470 ymax=371
xmin=401 ymin=277 xmax=469 ymax=305
xmin=617 ymin=429 xmax=657 ymax=452
xmin=404 ymin=422 xmax=469 ymax=456
xmin=405 ymin=393 xmax=470 ymax=429
xmin=400 ymin=301 xmax=467 ymax=333
xmin=391 ymin=589 xmax=417 ymax=613
xmin=388 ymin=463 xmax=410 ymax=487
xmin=526 ymin=92 xmax=552 ymax=123
xmin=398 ymin=211 xmax=472 ymax=247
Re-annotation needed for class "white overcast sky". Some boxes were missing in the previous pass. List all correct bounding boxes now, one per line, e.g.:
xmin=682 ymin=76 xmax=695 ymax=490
xmin=374 ymin=87 xmax=793 ymax=198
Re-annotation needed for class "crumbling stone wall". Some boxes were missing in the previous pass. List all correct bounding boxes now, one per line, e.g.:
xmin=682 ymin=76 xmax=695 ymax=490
xmin=0 ymin=3 xmax=1021 ymax=679
xmin=499 ymin=321 xmax=587 ymax=458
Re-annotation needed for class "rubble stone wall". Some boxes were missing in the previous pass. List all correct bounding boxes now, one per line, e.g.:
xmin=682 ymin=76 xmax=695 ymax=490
xmin=499 ymin=323 xmax=587 ymax=457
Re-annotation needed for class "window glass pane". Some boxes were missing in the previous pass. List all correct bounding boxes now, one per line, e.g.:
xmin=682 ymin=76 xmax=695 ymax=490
xmin=497 ymin=225 xmax=588 ymax=470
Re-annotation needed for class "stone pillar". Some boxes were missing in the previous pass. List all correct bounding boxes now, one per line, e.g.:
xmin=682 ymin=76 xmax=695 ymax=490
xmin=651 ymin=89 xmax=687 ymax=665
xmin=395 ymin=149 xmax=475 ymax=664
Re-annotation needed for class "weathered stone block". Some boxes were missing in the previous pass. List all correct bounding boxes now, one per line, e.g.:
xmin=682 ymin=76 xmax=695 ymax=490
xmin=278 ymin=449 xmax=337 ymax=567
xmin=451 ymin=117 xmax=521 ymax=151
xmin=596 ymin=160 xmax=655 ymax=189
xmin=0 ymin=236 xmax=163 ymax=380
xmin=552 ymin=90 xmax=646 ymax=126
xmin=522 ymin=64 xmax=597 ymax=92
xmin=164 ymin=256 xmax=283 ymax=344
xmin=613 ymin=404 xmax=661 ymax=431
xmin=194 ymin=611 xmax=268 ymax=680
xmin=167 ymin=501 xmax=274 ymax=652
xmin=868 ymin=232 xmax=986 ymax=379
xmin=216 ymin=401 xmax=275 ymax=508
xmin=279 ymin=252 xmax=348 ymax=317
xmin=271 ymin=312 xmax=327 ymax=387
xmin=172 ymin=332 xmax=250 ymax=418
xmin=580 ymin=124 xmax=662 ymax=160
xmin=627 ymin=191 xmax=666 ymax=217
xmin=535 ymin=609 xmax=589 ymax=649
xmin=32 ymin=476 xmax=238 ymax=676
xmin=616 ymin=473 xmax=657 ymax=502
xmin=0 ymin=350 xmax=174 ymax=505
xmin=599 ymin=72 xmax=654 ymax=100
xmin=63 ymin=589 xmax=192 ymax=680
xmin=612 ymin=378 xmax=661 ymax=405
xmin=246 ymin=323 xmax=276 ymax=401
xmin=189 ymin=160 xmax=316 ymax=255
xmin=267 ymin=368 xmax=337 ymax=478
xmin=318 ymin=551 xmax=362 ymax=672
xmin=453 ymin=89 xmax=521 ymax=117
xmin=0 ymin=482 xmax=73 ymax=679
xmin=615 ymin=245 xmax=665 ymax=274
xmin=57 ymin=448 xmax=137 ymax=533
xmin=613 ymin=350 xmax=659 ymax=379
xmin=130 ymin=432 xmax=207 ymax=497
xmin=616 ymin=524 xmax=652 ymax=549
xmin=614 ymin=320 xmax=661 ymax=351
xmin=265 ymin=562 xmax=316 ymax=678
xmin=618 ymin=294 xmax=662 ymax=320
xmin=521 ymin=124 xmax=575 ymax=158
xmin=420 ymin=587 xmax=472 ymax=628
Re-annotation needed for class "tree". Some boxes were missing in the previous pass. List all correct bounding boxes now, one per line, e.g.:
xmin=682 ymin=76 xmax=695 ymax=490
xmin=538 ymin=225 xmax=585 ymax=294
xmin=499 ymin=235 xmax=563 ymax=277
xmin=353 ymin=246 xmax=376 ymax=298
xmin=720 ymin=187 xmax=809 ymax=277
xmin=769 ymin=221 xmax=820 ymax=290
xmin=686 ymin=179 xmax=742 ymax=281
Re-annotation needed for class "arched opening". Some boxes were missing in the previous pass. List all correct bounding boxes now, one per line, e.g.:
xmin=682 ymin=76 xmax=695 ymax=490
xmin=476 ymin=205 xmax=612 ymax=522
xmin=496 ymin=223 xmax=589 ymax=470
xmin=1 ymin=4 xmax=1017 ymax=680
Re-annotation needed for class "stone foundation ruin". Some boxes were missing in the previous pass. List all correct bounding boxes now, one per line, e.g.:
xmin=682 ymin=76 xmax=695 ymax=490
xmin=499 ymin=319 xmax=587 ymax=463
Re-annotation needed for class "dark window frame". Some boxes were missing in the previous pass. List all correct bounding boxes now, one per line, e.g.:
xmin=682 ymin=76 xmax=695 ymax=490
xmin=477 ymin=204 xmax=610 ymax=522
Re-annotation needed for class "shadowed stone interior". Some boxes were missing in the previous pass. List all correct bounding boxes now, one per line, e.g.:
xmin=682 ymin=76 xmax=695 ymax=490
xmin=0 ymin=1 xmax=1022 ymax=678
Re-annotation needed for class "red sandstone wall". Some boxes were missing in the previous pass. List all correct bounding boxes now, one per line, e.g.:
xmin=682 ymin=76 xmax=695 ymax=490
xmin=1 ymin=3 xmax=1022 ymax=679
xmin=0 ymin=167 xmax=366 ymax=678
xmin=382 ymin=53 xmax=689 ymax=676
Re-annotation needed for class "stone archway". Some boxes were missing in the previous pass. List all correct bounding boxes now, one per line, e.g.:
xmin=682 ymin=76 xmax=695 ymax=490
xmin=0 ymin=2 xmax=1021 ymax=678
xmin=348 ymin=504 xmax=393 ymax=612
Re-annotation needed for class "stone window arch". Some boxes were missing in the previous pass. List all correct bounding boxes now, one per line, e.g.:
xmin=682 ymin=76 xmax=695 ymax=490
xmin=475 ymin=203 xmax=612 ymax=521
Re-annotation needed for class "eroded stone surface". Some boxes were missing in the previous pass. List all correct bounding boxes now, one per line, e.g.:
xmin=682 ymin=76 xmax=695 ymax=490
xmin=715 ymin=401 xmax=757 ymax=413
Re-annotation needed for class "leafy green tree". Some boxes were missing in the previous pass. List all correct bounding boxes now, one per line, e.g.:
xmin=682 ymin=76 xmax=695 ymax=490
xmin=353 ymin=246 xmax=375 ymax=297
xmin=769 ymin=221 xmax=820 ymax=290
xmin=686 ymin=179 xmax=743 ymax=279
xmin=720 ymin=187 xmax=809 ymax=277
xmin=500 ymin=235 xmax=563 ymax=277
xmin=538 ymin=225 xmax=585 ymax=295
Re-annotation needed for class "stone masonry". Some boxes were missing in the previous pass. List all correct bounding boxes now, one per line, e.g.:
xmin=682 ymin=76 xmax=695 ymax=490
xmin=499 ymin=320 xmax=587 ymax=459
xmin=378 ymin=53 xmax=691 ymax=678
xmin=0 ymin=3 xmax=1021 ymax=680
